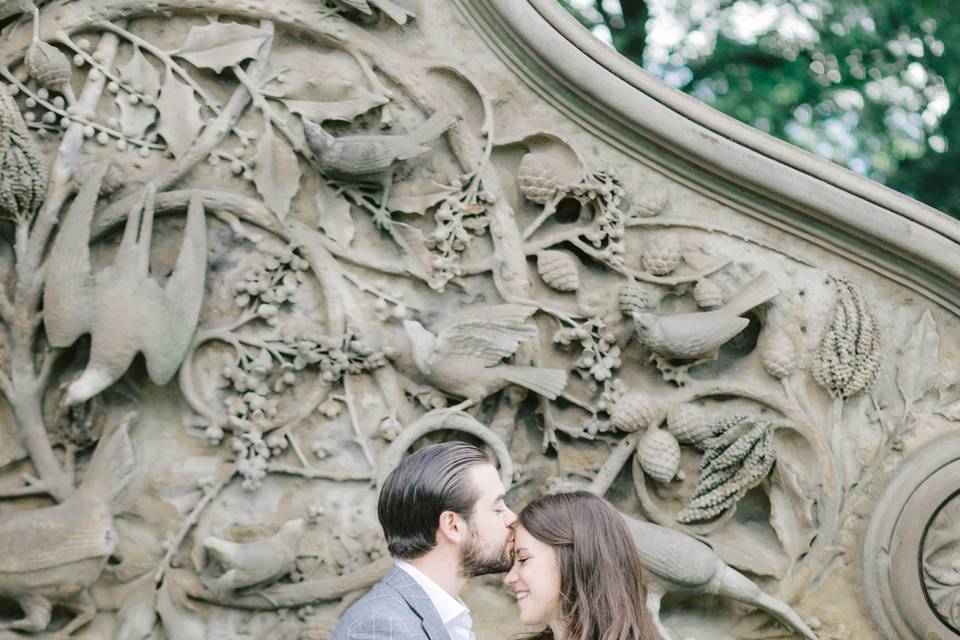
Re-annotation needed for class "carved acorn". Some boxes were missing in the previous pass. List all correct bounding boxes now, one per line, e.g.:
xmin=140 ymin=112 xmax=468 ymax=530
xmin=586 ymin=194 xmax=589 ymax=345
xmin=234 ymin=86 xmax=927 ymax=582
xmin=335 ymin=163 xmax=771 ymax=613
xmin=667 ymin=403 xmax=711 ymax=446
xmin=25 ymin=40 xmax=72 ymax=97
xmin=637 ymin=427 xmax=681 ymax=483
xmin=517 ymin=151 xmax=562 ymax=204
xmin=693 ymin=279 xmax=724 ymax=309
xmin=642 ymin=238 xmax=681 ymax=276
xmin=762 ymin=328 xmax=797 ymax=379
xmin=537 ymin=249 xmax=580 ymax=292
xmin=610 ymin=392 xmax=658 ymax=432
xmin=618 ymin=280 xmax=651 ymax=316
xmin=811 ymin=277 xmax=881 ymax=399
xmin=0 ymin=84 xmax=47 ymax=223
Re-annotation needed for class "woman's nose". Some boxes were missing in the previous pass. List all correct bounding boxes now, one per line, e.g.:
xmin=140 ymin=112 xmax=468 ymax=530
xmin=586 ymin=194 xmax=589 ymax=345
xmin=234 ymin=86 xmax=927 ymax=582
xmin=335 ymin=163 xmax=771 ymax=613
xmin=504 ymin=567 xmax=518 ymax=585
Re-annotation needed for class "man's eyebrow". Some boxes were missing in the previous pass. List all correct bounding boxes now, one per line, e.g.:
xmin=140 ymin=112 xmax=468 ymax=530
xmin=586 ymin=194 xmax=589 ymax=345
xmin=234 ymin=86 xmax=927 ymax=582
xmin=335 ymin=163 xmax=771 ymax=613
xmin=492 ymin=493 xmax=506 ymax=504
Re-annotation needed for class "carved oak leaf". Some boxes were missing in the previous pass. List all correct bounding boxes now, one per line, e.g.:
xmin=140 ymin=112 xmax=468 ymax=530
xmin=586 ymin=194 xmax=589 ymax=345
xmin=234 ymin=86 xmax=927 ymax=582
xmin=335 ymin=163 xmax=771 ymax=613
xmin=273 ymin=78 xmax=389 ymax=124
xmin=386 ymin=177 xmax=455 ymax=214
xmin=157 ymin=572 xmax=207 ymax=640
xmin=156 ymin=68 xmax=204 ymax=160
xmin=174 ymin=22 xmax=270 ymax=73
xmin=253 ymin=122 xmax=301 ymax=221
xmin=315 ymin=179 xmax=354 ymax=246
xmin=896 ymin=308 xmax=940 ymax=409
xmin=115 ymin=46 xmax=160 ymax=138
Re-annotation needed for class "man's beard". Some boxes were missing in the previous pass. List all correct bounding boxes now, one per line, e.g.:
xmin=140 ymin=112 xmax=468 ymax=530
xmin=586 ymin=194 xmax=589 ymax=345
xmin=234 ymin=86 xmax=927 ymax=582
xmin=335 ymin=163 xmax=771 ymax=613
xmin=460 ymin=525 xmax=512 ymax=577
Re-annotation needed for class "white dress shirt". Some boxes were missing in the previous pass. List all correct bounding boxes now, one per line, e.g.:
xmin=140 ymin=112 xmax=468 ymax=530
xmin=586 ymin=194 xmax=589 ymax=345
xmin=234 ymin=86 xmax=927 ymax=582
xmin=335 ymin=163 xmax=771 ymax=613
xmin=395 ymin=560 xmax=476 ymax=640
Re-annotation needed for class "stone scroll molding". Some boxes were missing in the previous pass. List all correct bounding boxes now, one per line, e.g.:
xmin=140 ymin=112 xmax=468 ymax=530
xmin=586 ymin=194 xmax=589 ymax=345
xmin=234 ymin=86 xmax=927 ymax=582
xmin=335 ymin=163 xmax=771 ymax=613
xmin=0 ymin=1 xmax=959 ymax=639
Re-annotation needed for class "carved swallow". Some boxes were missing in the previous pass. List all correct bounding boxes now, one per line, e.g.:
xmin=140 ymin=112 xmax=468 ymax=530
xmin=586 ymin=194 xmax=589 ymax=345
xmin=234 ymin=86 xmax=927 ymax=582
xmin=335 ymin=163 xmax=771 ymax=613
xmin=403 ymin=304 xmax=567 ymax=404
xmin=44 ymin=170 xmax=207 ymax=405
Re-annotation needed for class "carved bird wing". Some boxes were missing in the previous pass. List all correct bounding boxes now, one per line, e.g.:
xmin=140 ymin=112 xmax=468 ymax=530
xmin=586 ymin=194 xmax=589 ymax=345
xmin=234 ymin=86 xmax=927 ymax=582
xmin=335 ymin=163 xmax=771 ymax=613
xmin=138 ymin=192 xmax=207 ymax=384
xmin=0 ymin=497 xmax=114 ymax=574
xmin=42 ymin=163 xmax=107 ymax=347
xmin=434 ymin=304 xmax=538 ymax=367
xmin=623 ymin=516 xmax=718 ymax=588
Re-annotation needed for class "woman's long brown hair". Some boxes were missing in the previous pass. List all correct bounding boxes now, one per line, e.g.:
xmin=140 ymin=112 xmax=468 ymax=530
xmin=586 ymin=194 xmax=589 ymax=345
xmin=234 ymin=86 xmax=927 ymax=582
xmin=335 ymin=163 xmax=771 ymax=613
xmin=517 ymin=491 xmax=659 ymax=640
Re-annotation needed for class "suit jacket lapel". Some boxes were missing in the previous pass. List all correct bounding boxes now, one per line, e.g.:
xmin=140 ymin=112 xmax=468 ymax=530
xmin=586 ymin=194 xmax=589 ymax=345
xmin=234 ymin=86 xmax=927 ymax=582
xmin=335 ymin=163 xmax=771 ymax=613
xmin=384 ymin=565 xmax=453 ymax=640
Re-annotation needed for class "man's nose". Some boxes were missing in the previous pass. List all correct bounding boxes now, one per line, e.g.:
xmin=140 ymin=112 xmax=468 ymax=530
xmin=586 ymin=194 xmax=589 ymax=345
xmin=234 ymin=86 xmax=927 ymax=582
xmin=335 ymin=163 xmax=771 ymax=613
xmin=503 ymin=507 xmax=518 ymax=526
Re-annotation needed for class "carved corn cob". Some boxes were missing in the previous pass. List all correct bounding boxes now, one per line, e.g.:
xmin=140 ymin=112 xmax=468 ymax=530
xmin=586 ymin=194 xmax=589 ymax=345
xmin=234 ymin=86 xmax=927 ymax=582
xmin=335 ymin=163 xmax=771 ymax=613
xmin=677 ymin=416 xmax=776 ymax=524
xmin=811 ymin=277 xmax=881 ymax=399
xmin=0 ymin=84 xmax=47 ymax=223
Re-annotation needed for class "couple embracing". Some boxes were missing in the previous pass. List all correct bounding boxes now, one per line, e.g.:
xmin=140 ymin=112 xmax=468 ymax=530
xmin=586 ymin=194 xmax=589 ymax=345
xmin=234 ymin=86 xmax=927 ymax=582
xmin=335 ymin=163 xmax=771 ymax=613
xmin=332 ymin=442 xmax=659 ymax=640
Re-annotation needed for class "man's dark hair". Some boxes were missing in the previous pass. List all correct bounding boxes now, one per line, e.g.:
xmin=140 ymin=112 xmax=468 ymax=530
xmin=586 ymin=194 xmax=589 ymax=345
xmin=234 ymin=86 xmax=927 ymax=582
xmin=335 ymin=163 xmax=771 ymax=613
xmin=378 ymin=441 xmax=491 ymax=559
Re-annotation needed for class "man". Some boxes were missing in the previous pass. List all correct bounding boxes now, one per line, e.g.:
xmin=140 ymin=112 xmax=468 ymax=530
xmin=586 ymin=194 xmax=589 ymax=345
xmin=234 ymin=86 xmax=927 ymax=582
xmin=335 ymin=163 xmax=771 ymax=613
xmin=332 ymin=441 xmax=517 ymax=640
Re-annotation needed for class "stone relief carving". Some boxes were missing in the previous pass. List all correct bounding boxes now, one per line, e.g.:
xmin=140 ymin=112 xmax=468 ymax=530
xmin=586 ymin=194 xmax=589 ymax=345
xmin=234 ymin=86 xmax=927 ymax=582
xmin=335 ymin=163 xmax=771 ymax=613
xmin=0 ymin=1 xmax=957 ymax=638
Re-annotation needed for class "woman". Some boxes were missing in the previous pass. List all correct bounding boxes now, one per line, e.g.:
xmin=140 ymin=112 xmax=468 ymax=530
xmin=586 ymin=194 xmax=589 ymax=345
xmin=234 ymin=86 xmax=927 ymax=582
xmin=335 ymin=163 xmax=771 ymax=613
xmin=504 ymin=491 xmax=659 ymax=640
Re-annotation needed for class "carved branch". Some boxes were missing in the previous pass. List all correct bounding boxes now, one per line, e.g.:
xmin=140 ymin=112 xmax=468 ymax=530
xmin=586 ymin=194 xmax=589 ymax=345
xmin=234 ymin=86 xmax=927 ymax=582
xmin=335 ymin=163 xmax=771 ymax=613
xmin=266 ymin=462 xmax=370 ymax=482
xmin=185 ymin=556 xmax=395 ymax=609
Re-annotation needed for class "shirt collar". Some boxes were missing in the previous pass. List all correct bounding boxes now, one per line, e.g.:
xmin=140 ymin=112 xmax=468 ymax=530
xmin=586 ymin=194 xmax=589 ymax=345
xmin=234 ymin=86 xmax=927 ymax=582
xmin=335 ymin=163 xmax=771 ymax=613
xmin=395 ymin=560 xmax=469 ymax=626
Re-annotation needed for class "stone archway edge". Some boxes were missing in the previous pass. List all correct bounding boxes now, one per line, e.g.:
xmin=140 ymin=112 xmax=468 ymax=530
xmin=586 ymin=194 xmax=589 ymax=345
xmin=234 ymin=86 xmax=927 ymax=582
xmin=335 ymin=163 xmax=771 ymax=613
xmin=467 ymin=0 xmax=960 ymax=307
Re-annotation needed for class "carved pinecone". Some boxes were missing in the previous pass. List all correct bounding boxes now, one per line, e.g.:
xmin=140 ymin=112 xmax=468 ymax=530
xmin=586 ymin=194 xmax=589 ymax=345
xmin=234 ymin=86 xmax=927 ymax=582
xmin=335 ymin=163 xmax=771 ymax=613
xmin=0 ymin=84 xmax=47 ymax=223
xmin=632 ymin=183 xmax=668 ymax=217
xmin=642 ymin=238 xmax=680 ymax=276
xmin=693 ymin=279 xmax=724 ymax=309
xmin=637 ymin=427 xmax=681 ymax=483
xmin=25 ymin=40 xmax=72 ymax=94
xmin=537 ymin=250 xmax=580 ymax=291
xmin=762 ymin=328 xmax=797 ymax=379
xmin=677 ymin=416 xmax=776 ymax=524
xmin=610 ymin=392 xmax=658 ymax=432
xmin=667 ymin=403 xmax=710 ymax=446
xmin=811 ymin=277 xmax=882 ymax=399
xmin=70 ymin=162 xmax=124 ymax=197
xmin=517 ymin=152 xmax=560 ymax=204
xmin=618 ymin=280 xmax=651 ymax=316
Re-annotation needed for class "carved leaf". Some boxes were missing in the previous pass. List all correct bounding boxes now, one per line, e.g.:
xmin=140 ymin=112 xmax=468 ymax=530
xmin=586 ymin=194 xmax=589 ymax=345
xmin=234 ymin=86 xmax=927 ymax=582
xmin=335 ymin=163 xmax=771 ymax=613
xmin=897 ymin=308 xmax=940 ymax=407
xmin=174 ymin=22 xmax=270 ymax=73
xmin=386 ymin=178 xmax=454 ymax=214
xmin=936 ymin=400 xmax=960 ymax=421
xmin=115 ymin=48 xmax=161 ymax=137
xmin=266 ymin=78 xmax=388 ymax=123
xmin=316 ymin=180 xmax=354 ymax=246
xmin=389 ymin=221 xmax=432 ymax=280
xmin=156 ymin=68 xmax=204 ymax=160
xmin=157 ymin=573 xmax=207 ymax=640
xmin=253 ymin=123 xmax=301 ymax=221
xmin=114 ymin=575 xmax=158 ymax=640
xmin=769 ymin=453 xmax=817 ymax=563
xmin=702 ymin=518 xmax=789 ymax=578
xmin=118 ymin=46 xmax=161 ymax=98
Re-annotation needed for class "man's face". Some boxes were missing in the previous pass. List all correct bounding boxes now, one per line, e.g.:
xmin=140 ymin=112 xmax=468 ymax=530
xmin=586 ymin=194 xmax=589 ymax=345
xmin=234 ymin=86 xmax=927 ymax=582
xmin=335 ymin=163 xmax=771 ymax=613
xmin=458 ymin=463 xmax=517 ymax=576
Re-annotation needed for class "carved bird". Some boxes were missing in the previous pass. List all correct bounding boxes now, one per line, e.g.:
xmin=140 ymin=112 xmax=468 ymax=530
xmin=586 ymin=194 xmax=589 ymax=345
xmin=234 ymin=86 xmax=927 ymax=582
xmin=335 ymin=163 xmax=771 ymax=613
xmin=402 ymin=304 xmax=568 ymax=404
xmin=332 ymin=0 xmax=415 ymax=24
xmin=0 ymin=414 xmax=136 ymax=637
xmin=203 ymin=518 xmax=306 ymax=593
xmin=623 ymin=515 xmax=817 ymax=640
xmin=303 ymin=111 xmax=457 ymax=181
xmin=632 ymin=272 xmax=780 ymax=360
xmin=43 ymin=169 xmax=207 ymax=405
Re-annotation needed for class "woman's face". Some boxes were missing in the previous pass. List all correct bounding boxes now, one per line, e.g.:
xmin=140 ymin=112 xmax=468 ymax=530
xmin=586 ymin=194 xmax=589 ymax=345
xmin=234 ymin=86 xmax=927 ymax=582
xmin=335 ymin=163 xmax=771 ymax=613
xmin=504 ymin=525 xmax=563 ymax=627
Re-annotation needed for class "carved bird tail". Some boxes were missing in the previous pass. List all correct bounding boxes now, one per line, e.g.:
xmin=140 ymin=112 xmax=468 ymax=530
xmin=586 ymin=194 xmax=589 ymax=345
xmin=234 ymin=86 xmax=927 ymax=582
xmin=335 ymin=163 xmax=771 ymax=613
xmin=374 ymin=0 xmax=415 ymax=24
xmin=720 ymin=272 xmax=780 ymax=317
xmin=77 ymin=413 xmax=137 ymax=506
xmin=408 ymin=111 xmax=458 ymax=146
xmin=714 ymin=565 xmax=818 ymax=640
xmin=498 ymin=365 xmax=568 ymax=399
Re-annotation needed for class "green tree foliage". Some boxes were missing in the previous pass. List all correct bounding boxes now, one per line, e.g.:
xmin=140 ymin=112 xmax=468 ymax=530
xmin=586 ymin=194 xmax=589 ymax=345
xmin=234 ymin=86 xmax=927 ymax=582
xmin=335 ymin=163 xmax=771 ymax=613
xmin=561 ymin=0 xmax=957 ymax=217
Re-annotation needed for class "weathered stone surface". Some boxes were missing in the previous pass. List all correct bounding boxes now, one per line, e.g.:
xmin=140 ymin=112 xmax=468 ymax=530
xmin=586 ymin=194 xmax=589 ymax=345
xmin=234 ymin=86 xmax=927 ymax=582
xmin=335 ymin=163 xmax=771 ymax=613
xmin=0 ymin=1 xmax=958 ymax=638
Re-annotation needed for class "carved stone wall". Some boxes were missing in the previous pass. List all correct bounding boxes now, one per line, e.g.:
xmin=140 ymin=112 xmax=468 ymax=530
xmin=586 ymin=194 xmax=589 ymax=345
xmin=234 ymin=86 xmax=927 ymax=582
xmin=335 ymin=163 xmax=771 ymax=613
xmin=0 ymin=1 xmax=959 ymax=638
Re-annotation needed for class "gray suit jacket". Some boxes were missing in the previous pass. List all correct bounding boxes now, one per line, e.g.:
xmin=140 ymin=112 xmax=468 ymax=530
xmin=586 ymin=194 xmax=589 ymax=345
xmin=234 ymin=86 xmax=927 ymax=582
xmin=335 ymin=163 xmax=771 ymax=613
xmin=331 ymin=564 xmax=453 ymax=640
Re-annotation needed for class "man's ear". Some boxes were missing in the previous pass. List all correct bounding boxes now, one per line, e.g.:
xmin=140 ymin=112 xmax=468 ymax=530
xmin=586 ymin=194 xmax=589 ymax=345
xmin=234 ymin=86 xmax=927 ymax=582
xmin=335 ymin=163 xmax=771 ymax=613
xmin=437 ymin=510 xmax=465 ymax=545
